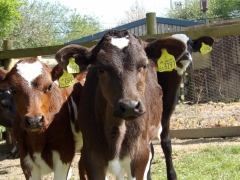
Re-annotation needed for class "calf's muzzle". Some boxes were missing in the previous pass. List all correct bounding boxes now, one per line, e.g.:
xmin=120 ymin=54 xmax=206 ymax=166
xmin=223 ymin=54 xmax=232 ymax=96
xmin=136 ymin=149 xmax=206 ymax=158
xmin=25 ymin=115 xmax=44 ymax=129
xmin=114 ymin=99 xmax=146 ymax=119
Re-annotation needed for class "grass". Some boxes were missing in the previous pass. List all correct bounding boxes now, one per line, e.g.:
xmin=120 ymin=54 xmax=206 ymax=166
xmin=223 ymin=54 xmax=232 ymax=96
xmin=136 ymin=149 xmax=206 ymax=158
xmin=151 ymin=145 xmax=240 ymax=180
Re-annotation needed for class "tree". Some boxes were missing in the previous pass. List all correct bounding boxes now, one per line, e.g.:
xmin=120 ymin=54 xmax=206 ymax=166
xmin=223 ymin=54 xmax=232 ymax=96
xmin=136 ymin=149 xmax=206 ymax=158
xmin=59 ymin=10 xmax=103 ymax=43
xmin=211 ymin=0 xmax=240 ymax=20
xmin=0 ymin=0 xmax=24 ymax=38
xmin=166 ymin=0 xmax=240 ymax=22
xmin=116 ymin=0 xmax=147 ymax=26
xmin=4 ymin=0 xmax=102 ymax=49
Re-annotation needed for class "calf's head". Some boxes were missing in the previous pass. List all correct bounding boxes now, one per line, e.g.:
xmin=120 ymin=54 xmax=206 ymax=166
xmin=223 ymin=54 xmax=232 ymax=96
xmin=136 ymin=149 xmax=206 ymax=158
xmin=56 ymin=30 xmax=187 ymax=119
xmin=146 ymin=34 xmax=214 ymax=75
xmin=171 ymin=34 xmax=214 ymax=75
xmin=0 ymin=58 xmax=73 ymax=130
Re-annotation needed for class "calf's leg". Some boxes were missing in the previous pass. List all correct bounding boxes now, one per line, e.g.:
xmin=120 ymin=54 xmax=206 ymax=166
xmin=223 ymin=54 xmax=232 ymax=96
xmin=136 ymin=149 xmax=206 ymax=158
xmin=160 ymin=122 xmax=177 ymax=180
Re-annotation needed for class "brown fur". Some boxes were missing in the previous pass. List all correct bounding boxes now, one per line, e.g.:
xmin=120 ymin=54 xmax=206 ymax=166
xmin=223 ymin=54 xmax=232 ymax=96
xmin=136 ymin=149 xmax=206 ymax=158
xmin=55 ymin=30 xmax=187 ymax=179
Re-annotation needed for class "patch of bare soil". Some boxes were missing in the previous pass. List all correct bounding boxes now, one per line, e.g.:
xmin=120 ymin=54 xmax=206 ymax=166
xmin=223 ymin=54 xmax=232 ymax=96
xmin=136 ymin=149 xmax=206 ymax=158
xmin=171 ymin=101 xmax=240 ymax=129
xmin=1 ymin=101 xmax=240 ymax=179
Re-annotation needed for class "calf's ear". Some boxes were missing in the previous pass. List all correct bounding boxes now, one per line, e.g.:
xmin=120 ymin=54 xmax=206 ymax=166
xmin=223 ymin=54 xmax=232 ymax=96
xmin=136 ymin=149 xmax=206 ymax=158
xmin=51 ymin=64 xmax=64 ymax=82
xmin=51 ymin=64 xmax=88 ymax=83
xmin=192 ymin=36 xmax=214 ymax=52
xmin=0 ymin=68 xmax=10 ymax=89
xmin=145 ymin=36 xmax=187 ymax=62
xmin=55 ymin=44 xmax=92 ymax=71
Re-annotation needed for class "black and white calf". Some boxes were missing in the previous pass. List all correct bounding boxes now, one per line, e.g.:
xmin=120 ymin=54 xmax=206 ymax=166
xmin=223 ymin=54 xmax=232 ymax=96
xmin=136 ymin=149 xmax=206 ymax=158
xmin=149 ymin=34 xmax=214 ymax=180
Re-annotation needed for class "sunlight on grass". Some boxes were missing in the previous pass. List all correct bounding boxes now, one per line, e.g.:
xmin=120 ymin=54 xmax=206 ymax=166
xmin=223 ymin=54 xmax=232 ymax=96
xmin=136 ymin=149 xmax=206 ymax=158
xmin=151 ymin=145 xmax=240 ymax=180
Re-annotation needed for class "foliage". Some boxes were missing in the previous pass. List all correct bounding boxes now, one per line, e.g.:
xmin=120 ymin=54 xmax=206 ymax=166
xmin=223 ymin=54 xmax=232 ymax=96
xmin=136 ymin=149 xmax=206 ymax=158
xmin=0 ymin=125 xmax=6 ymax=132
xmin=165 ymin=0 xmax=240 ymax=22
xmin=58 ymin=10 xmax=103 ymax=44
xmin=2 ymin=0 xmax=102 ymax=49
xmin=0 ymin=0 xmax=25 ymax=38
xmin=116 ymin=0 xmax=147 ymax=26
xmin=151 ymin=145 xmax=240 ymax=180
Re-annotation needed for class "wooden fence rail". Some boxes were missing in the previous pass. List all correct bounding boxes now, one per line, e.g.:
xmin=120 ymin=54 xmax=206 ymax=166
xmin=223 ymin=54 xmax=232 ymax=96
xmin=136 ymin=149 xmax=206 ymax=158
xmin=0 ymin=20 xmax=240 ymax=60
xmin=170 ymin=126 xmax=240 ymax=139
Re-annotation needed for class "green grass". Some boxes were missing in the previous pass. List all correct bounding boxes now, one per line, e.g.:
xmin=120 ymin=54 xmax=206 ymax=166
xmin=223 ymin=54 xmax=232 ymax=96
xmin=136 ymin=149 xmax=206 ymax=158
xmin=151 ymin=145 xmax=240 ymax=180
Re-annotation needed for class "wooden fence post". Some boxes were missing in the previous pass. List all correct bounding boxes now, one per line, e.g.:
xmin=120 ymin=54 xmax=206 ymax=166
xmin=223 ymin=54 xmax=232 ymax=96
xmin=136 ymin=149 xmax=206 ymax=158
xmin=3 ymin=40 xmax=14 ymax=70
xmin=146 ymin=12 xmax=157 ymax=35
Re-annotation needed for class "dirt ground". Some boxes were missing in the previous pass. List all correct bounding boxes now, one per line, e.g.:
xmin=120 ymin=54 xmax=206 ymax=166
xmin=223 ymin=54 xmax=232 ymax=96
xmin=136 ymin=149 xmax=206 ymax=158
xmin=0 ymin=101 xmax=240 ymax=179
xmin=0 ymin=137 xmax=240 ymax=180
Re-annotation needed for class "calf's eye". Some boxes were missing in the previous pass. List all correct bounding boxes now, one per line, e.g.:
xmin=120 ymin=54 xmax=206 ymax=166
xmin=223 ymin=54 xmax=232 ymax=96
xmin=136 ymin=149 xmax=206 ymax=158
xmin=45 ymin=83 xmax=53 ymax=92
xmin=138 ymin=64 xmax=148 ymax=72
xmin=9 ymin=87 xmax=17 ymax=94
xmin=143 ymin=64 xmax=148 ymax=69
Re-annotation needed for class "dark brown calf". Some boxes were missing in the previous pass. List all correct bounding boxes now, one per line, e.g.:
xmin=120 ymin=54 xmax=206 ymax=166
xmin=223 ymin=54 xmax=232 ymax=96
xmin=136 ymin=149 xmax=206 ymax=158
xmin=55 ymin=30 xmax=186 ymax=179
xmin=147 ymin=34 xmax=214 ymax=180
xmin=0 ymin=58 xmax=85 ymax=180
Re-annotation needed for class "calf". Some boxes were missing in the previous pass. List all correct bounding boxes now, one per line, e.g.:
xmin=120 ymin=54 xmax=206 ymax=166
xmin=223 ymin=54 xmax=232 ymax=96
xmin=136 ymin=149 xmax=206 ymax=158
xmin=55 ymin=30 xmax=187 ymax=179
xmin=147 ymin=34 xmax=214 ymax=180
xmin=0 ymin=58 xmax=85 ymax=180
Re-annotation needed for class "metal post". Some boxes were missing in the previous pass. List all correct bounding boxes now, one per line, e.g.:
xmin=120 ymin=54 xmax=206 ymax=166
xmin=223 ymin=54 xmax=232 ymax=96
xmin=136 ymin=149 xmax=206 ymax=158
xmin=203 ymin=10 xmax=207 ymax=23
xmin=200 ymin=0 xmax=208 ymax=23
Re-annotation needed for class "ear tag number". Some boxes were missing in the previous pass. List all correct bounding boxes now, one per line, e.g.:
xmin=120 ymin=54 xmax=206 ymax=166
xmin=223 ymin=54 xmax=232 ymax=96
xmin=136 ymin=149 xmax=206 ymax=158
xmin=59 ymin=70 xmax=74 ymax=88
xmin=67 ymin=58 xmax=80 ymax=73
xmin=200 ymin=42 xmax=212 ymax=55
xmin=157 ymin=49 xmax=176 ymax=72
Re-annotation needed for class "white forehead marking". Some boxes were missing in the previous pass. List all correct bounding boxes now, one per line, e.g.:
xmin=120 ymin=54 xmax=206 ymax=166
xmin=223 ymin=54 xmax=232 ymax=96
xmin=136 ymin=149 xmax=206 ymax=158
xmin=111 ymin=37 xmax=129 ymax=49
xmin=16 ymin=61 xmax=43 ymax=87
xmin=172 ymin=34 xmax=190 ymax=44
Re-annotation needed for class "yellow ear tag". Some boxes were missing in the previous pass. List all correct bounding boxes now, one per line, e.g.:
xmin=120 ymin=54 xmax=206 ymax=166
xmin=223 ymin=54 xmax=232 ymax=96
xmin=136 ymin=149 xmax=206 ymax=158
xmin=200 ymin=42 xmax=212 ymax=55
xmin=157 ymin=49 xmax=176 ymax=72
xmin=59 ymin=70 xmax=74 ymax=88
xmin=67 ymin=58 xmax=80 ymax=73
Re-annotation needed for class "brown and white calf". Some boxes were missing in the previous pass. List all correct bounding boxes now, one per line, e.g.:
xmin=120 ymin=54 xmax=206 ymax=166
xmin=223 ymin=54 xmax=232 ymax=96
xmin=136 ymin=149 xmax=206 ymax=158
xmin=55 ymin=30 xmax=186 ymax=179
xmin=147 ymin=34 xmax=214 ymax=180
xmin=0 ymin=58 xmax=85 ymax=180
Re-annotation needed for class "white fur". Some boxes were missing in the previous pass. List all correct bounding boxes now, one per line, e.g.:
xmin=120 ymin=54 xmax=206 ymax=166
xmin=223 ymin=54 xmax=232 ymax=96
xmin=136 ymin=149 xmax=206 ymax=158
xmin=143 ymin=146 xmax=153 ymax=180
xmin=24 ymin=153 xmax=51 ymax=180
xmin=24 ymin=151 xmax=71 ymax=180
xmin=54 ymin=80 xmax=59 ymax=86
xmin=16 ymin=61 xmax=43 ymax=87
xmin=174 ymin=60 xmax=192 ymax=75
xmin=67 ymin=167 xmax=72 ymax=180
xmin=172 ymin=34 xmax=189 ymax=44
xmin=52 ymin=151 xmax=71 ymax=180
xmin=107 ymin=156 xmax=136 ymax=180
xmin=68 ymin=96 xmax=83 ymax=151
xmin=111 ymin=37 xmax=129 ymax=49
xmin=158 ymin=125 xmax=162 ymax=142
